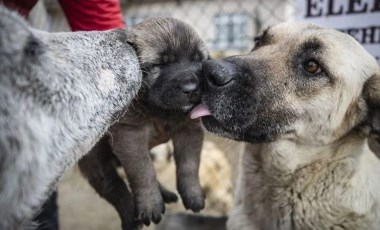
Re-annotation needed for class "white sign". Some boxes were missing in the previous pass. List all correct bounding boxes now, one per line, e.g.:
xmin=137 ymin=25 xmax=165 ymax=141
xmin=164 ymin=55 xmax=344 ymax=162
xmin=296 ymin=0 xmax=380 ymax=66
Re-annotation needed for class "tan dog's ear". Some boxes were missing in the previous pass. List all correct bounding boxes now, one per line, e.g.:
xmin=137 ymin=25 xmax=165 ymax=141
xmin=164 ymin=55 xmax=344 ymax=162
xmin=364 ymin=73 xmax=380 ymax=135
xmin=364 ymin=73 xmax=380 ymax=157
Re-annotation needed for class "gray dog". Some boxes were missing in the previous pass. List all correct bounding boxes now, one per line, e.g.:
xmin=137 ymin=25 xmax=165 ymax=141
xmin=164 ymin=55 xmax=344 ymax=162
xmin=79 ymin=17 xmax=208 ymax=229
xmin=192 ymin=22 xmax=380 ymax=229
xmin=0 ymin=6 xmax=141 ymax=229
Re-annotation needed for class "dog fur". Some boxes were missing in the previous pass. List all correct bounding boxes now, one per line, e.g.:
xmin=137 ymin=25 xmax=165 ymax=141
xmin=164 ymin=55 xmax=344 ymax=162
xmin=193 ymin=22 xmax=380 ymax=229
xmin=0 ymin=6 xmax=141 ymax=229
xmin=78 ymin=17 xmax=209 ymax=229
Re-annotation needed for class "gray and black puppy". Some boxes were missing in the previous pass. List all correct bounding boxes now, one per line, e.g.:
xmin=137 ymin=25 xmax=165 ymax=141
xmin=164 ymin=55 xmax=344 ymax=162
xmin=79 ymin=17 xmax=209 ymax=229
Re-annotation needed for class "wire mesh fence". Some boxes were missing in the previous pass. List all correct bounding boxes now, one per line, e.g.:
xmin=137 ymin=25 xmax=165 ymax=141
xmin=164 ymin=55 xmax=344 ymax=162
xmin=123 ymin=0 xmax=296 ymax=56
xmin=26 ymin=0 xmax=296 ymax=224
xmin=33 ymin=0 xmax=296 ymax=57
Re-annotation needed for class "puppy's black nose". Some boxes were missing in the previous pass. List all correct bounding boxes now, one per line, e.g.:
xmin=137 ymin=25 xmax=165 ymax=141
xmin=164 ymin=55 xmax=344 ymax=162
xmin=203 ymin=60 xmax=234 ymax=87
xmin=179 ymin=74 xmax=200 ymax=94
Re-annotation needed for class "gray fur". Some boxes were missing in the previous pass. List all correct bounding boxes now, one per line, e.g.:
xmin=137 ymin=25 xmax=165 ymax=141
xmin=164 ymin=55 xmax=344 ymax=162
xmin=0 ymin=6 xmax=141 ymax=229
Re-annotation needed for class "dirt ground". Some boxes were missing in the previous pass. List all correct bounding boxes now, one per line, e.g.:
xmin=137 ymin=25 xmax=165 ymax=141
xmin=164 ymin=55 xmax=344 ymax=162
xmin=58 ymin=167 xmax=195 ymax=230
xmin=58 ymin=135 xmax=243 ymax=230
xmin=58 ymin=167 xmax=124 ymax=230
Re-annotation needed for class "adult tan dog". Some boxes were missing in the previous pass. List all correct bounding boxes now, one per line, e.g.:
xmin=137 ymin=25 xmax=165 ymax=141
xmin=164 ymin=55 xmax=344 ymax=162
xmin=191 ymin=22 xmax=380 ymax=229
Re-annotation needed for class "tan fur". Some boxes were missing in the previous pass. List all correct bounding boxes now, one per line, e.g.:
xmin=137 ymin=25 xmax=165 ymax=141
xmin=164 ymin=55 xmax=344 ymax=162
xmin=225 ymin=23 xmax=380 ymax=230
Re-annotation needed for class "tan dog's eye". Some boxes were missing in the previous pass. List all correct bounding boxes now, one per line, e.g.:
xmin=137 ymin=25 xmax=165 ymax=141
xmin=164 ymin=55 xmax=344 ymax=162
xmin=303 ymin=60 xmax=321 ymax=74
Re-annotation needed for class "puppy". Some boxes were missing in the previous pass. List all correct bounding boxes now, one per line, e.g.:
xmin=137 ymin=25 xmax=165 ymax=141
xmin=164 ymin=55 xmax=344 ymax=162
xmin=0 ymin=6 xmax=141 ymax=230
xmin=192 ymin=22 xmax=380 ymax=229
xmin=79 ymin=17 xmax=209 ymax=229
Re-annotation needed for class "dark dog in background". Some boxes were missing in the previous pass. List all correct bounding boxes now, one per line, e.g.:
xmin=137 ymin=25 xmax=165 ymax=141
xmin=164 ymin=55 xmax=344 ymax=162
xmin=79 ymin=17 xmax=209 ymax=229
xmin=0 ymin=6 xmax=141 ymax=230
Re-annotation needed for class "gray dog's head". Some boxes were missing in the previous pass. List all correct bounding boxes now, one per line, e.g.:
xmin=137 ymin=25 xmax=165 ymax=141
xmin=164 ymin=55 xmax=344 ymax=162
xmin=127 ymin=17 xmax=209 ymax=112
xmin=192 ymin=22 xmax=380 ymax=144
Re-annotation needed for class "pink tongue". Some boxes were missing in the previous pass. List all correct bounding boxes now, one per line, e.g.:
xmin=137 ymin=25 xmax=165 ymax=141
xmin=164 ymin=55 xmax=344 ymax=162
xmin=190 ymin=104 xmax=212 ymax=119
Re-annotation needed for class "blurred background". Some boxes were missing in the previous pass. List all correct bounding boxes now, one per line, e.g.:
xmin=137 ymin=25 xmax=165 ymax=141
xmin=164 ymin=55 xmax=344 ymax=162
xmin=26 ymin=0 xmax=295 ymax=229
xmin=29 ymin=0 xmax=296 ymax=57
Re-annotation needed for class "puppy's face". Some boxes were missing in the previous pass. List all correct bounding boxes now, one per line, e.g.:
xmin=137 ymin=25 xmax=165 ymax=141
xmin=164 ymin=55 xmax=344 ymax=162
xmin=192 ymin=22 xmax=380 ymax=144
xmin=128 ymin=17 xmax=209 ymax=112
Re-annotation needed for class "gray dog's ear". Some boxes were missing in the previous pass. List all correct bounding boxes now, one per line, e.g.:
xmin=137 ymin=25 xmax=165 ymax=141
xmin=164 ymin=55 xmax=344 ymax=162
xmin=363 ymin=73 xmax=380 ymax=135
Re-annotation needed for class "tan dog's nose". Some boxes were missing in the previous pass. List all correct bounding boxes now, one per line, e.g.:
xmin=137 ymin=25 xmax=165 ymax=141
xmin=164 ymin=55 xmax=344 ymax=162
xmin=203 ymin=60 xmax=234 ymax=87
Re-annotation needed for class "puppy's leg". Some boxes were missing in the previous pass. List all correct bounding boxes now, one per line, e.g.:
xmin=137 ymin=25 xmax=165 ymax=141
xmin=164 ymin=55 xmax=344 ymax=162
xmin=172 ymin=122 xmax=205 ymax=212
xmin=78 ymin=138 xmax=142 ymax=230
xmin=110 ymin=124 xmax=164 ymax=226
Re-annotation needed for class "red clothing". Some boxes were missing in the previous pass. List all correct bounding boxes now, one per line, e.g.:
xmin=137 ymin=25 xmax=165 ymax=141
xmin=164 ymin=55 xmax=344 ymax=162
xmin=58 ymin=0 xmax=125 ymax=31
xmin=0 ymin=0 xmax=125 ymax=31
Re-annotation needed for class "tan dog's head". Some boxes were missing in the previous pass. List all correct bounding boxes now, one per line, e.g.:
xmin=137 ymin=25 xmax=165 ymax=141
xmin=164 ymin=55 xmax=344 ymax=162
xmin=192 ymin=22 xmax=380 ymax=145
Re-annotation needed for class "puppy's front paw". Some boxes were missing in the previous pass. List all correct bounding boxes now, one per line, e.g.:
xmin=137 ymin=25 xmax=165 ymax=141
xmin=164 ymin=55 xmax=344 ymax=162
xmin=134 ymin=190 xmax=165 ymax=226
xmin=179 ymin=184 xmax=205 ymax=213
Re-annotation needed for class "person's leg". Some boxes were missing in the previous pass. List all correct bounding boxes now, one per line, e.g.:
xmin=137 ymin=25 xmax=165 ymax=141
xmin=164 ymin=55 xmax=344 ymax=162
xmin=58 ymin=0 xmax=125 ymax=31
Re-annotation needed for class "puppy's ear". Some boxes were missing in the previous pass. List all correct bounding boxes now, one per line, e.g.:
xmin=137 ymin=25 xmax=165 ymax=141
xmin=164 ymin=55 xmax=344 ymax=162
xmin=126 ymin=32 xmax=139 ymax=54
xmin=363 ymin=73 xmax=380 ymax=135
